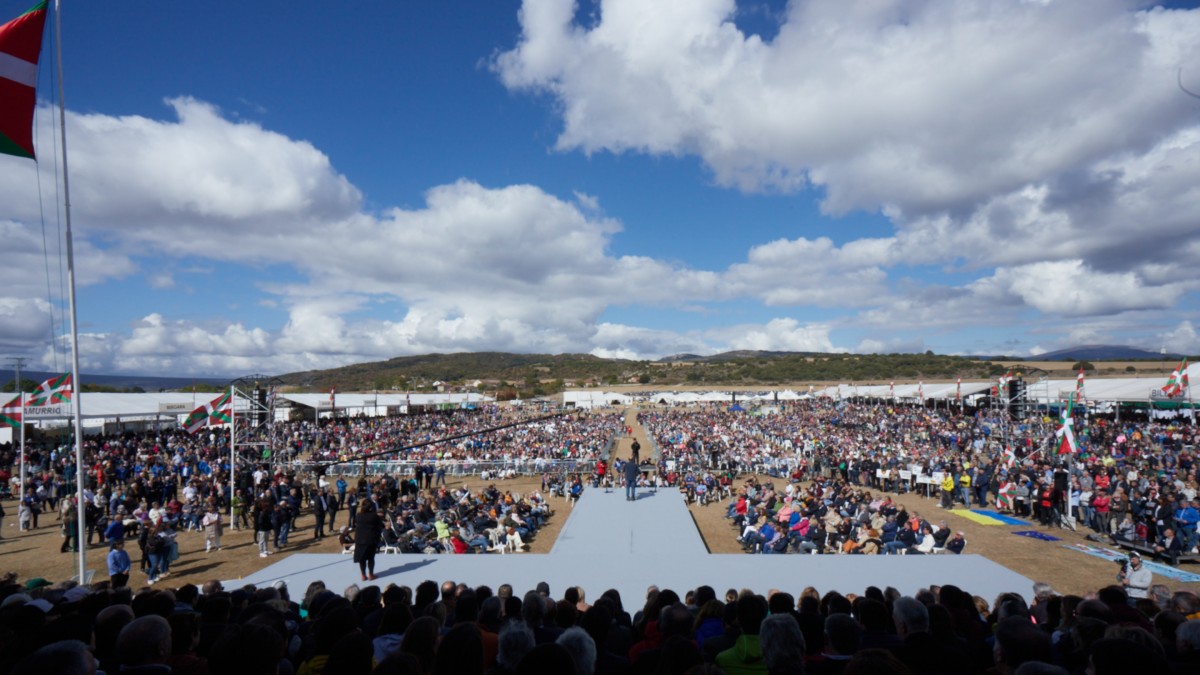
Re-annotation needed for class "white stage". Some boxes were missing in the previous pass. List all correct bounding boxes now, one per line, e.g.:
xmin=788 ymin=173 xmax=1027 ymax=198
xmin=227 ymin=485 xmax=1034 ymax=603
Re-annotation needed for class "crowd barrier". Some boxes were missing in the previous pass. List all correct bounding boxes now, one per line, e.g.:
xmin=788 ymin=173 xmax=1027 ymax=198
xmin=288 ymin=457 xmax=603 ymax=479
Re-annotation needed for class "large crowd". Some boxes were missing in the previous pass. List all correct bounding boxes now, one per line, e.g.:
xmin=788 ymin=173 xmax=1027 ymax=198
xmin=0 ymin=407 xmax=623 ymax=570
xmin=641 ymin=400 xmax=1200 ymax=563
xmin=4 ymin=395 xmax=1200 ymax=673
xmin=3 ymin=571 xmax=1200 ymax=674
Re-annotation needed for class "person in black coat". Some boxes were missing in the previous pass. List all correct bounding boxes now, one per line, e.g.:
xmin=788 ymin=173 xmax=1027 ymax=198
xmin=354 ymin=501 xmax=384 ymax=581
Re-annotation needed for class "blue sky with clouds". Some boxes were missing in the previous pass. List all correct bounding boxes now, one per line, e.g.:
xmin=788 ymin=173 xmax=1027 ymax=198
xmin=1 ymin=0 xmax=1199 ymax=376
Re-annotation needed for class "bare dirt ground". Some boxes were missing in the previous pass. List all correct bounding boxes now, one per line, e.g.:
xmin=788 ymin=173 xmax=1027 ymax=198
xmin=2 ymin=406 xmax=1193 ymax=601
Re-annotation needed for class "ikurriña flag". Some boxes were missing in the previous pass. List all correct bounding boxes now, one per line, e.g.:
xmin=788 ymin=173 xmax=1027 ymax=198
xmin=1163 ymin=358 xmax=1189 ymax=397
xmin=208 ymin=391 xmax=232 ymax=425
xmin=1055 ymin=395 xmax=1078 ymax=455
xmin=0 ymin=1 xmax=47 ymax=159
xmin=27 ymin=372 xmax=71 ymax=406
xmin=183 ymin=391 xmax=233 ymax=434
xmin=0 ymin=395 xmax=20 ymax=428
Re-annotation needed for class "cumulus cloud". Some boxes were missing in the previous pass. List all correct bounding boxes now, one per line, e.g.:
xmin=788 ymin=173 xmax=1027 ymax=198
xmin=496 ymin=1 xmax=1200 ymax=213
xmin=712 ymin=318 xmax=843 ymax=353
xmin=493 ymin=0 xmax=1200 ymax=355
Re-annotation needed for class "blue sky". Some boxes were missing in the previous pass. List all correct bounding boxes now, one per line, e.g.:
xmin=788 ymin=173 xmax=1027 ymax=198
xmin=1 ymin=0 xmax=1199 ymax=376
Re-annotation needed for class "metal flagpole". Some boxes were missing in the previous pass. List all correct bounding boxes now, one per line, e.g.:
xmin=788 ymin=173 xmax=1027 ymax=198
xmin=19 ymin=390 xmax=26 ymax=509
xmin=9 ymin=357 xmax=27 ymax=509
xmin=52 ymin=0 xmax=88 ymax=583
xmin=230 ymin=386 xmax=236 ymax=524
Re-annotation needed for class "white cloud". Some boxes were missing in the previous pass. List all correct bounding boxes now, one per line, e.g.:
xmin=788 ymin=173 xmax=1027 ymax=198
xmin=989 ymin=260 xmax=1185 ymax=317
xmin=496 ymin=0 xmax=1200 ymax=216
xmin=1162 ymin=321 xmax=1200 ymax=355
xmin=715 ymin=318 xmax=843 ymax=353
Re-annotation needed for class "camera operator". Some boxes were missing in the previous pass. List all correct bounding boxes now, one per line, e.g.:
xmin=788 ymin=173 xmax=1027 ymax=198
xmin=1118 ymin=551 xmax=1152 ymax=600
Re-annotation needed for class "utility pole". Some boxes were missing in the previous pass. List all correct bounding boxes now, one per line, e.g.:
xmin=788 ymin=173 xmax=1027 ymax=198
xmin=5 ymin=357 xmax=28 ymax=505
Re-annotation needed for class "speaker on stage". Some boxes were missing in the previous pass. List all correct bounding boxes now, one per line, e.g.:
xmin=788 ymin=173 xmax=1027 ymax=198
xmin=1008 ymin=379 xmax=1027 ymax=419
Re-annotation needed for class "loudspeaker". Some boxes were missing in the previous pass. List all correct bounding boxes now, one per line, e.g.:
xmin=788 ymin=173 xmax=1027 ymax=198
xmin=1008 ymin=379 xmax=1027 ymax=419
xmin=251 ymin=385 xmax=267 ymax=428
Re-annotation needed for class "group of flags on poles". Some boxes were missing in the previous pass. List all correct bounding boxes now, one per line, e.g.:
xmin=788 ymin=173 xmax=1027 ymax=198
xmin=0 ymin=372 xmax=235 ymax=436
xmin=0 ymin=373 xmax=73 ymax=428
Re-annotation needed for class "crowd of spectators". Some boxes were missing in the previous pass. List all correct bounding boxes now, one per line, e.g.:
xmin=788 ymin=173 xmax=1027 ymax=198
xmin=641 ymin=400 xmax=1199 ymax=564
xmin=4 ymin=570 xmax=1200 ymax=675
xmin=0 ymin=406 xmax=622 ymax=572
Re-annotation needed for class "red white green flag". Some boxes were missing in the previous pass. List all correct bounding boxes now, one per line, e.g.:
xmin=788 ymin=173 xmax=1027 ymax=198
xmin=1163 ymin=358 xmax=1189 ymax=397
xmin=183 ymin=391 xmax=234 ymax=434
xmin=997 ymin=481 xmax=1014 ymax=511
xmin=1002 ymin=446 xmax=1016 ymax=470
xmin=0 ymin=395 xmax=21 ymax=428
xmin=27 ymin=372 xmax=71 ymax=406
xmin=956 ymin=376 xmax=962 ymax=401
xmin=1054 ymin=395 xmax=1078 ymax=455
xmin=0 ymin=1 xmax=47 ymax=159
xmin=209 ymin=390 xmax=232 ymax=425
xmin=1076 ymin=368 xmax=1086 ymax=402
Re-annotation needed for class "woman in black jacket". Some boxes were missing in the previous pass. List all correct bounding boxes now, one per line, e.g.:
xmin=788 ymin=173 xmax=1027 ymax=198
xmin=354 ymin=501 xmax=383 ymax=581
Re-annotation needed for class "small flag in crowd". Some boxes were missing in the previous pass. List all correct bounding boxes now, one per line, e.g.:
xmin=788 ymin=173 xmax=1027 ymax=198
xmin=1055 ymin=395 xmax=1078 ymax=455
xmin=997 ymin=481 xmax=1014 ymax=511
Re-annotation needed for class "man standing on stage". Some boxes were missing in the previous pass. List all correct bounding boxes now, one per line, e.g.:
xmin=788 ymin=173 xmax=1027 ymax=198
xmin=625 ymin=455 xmax=640 ymax=502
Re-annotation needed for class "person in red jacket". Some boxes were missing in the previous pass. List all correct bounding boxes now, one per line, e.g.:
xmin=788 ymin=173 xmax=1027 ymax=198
xmin=1091 ymin=489 xmax=1111 ymax=533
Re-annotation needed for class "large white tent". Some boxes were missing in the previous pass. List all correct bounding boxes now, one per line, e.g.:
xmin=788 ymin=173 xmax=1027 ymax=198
xmin=561 ymin=391 xmax=633 ymax=409
xmin=0 ymin=391 xmax=494 ymax=441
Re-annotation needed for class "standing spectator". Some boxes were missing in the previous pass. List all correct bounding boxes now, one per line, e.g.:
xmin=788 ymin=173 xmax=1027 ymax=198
xmin=354 ymin=501 xmax=383 ymax=581
xmin=232 ymin=488 xmax=248 ymax=530
xmin=337 ymin=476 xmax=347 ymax=509
xmin=272 ymin=501 xmax=291 ymax=550
xmin=1175 ymin=499 xmax=1200 ymax=553
xmin=940 ymin=473 xmax=955 ymax=509
xmin=201 ymin=502 xmax=223 ymax=553
xmin=625 ymin=457 xmax=639 ymax=502
xmin=254 ymin=499 xmax=273 ymax=558
xmin=313 ymin=487 xmax=329 ymax=539
xmin=60 ymin=500 xmax=79 ymax=553
xmin=108 ymin=538 xmax=131 ymax=588
xmin=146 ymin=522 xmax=169 ymax=584
xmin=1119 ymin=552 xmax=1153 ymax=600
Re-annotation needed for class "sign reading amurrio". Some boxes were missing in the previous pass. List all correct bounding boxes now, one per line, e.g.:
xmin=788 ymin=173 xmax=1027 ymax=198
xmin=25 ymin=404 xmax=71 ymax=418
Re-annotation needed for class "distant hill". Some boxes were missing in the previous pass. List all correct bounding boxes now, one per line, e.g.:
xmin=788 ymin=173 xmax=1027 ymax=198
xmin=275 ymin=350 xmax=1004 ymax=393
xmin=658 ymin=350 xmax=826 ymax=363
xmin=277 ymin=352 xmax=628 ymax=391
xmin=984 ymin=345 xmax=1184 ymax=362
